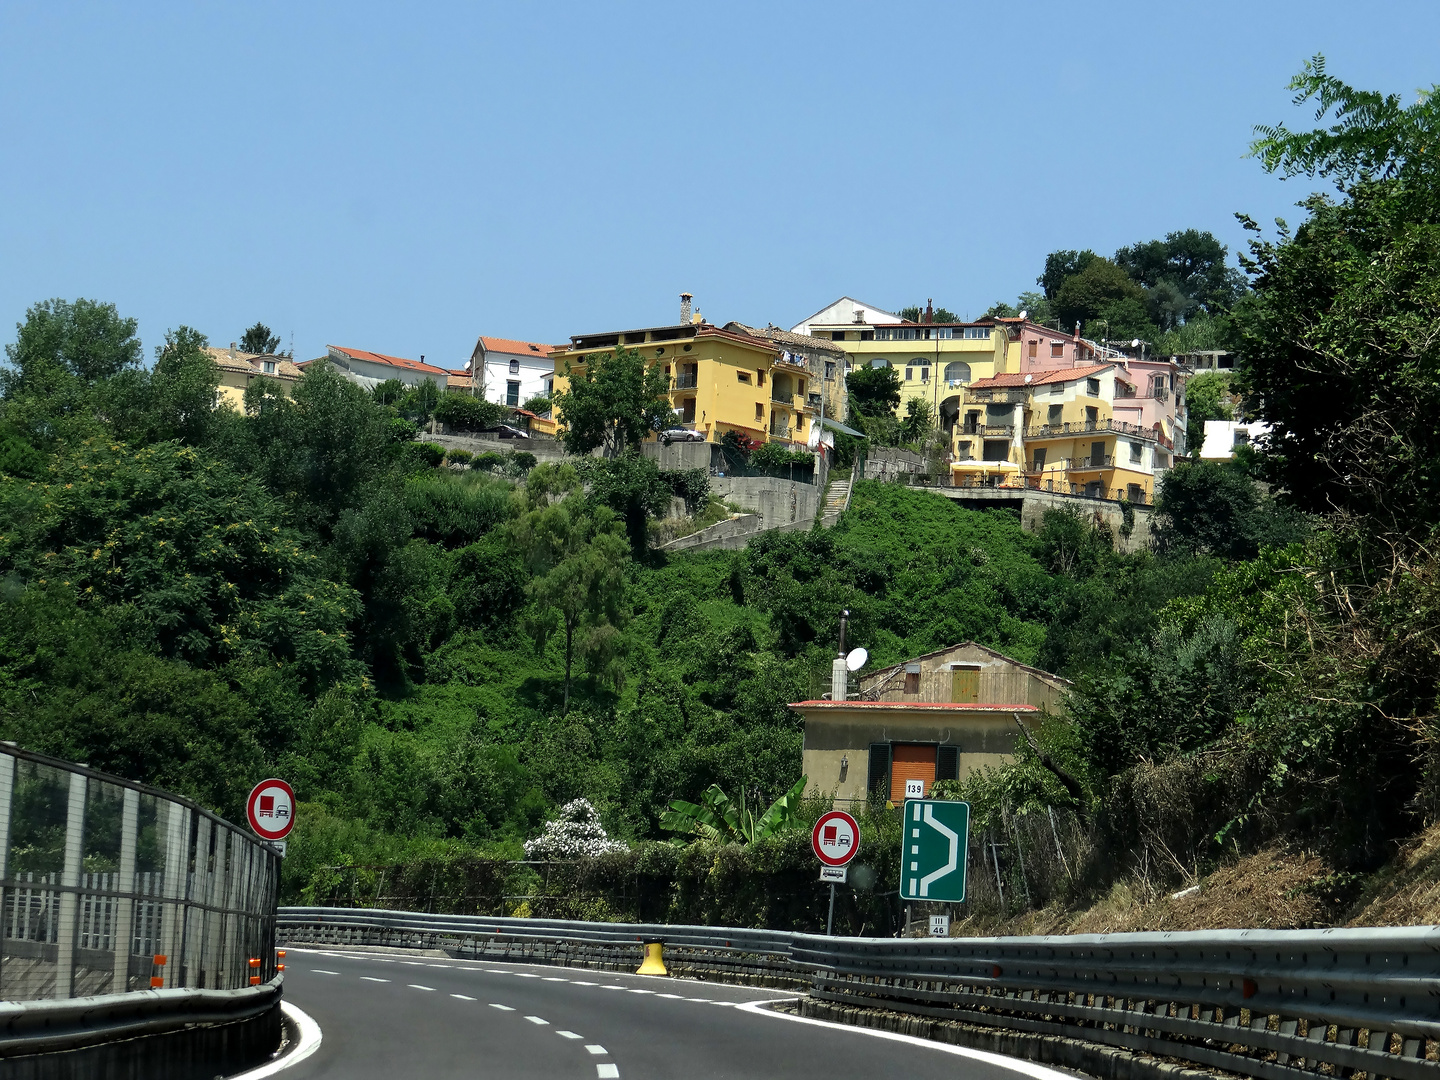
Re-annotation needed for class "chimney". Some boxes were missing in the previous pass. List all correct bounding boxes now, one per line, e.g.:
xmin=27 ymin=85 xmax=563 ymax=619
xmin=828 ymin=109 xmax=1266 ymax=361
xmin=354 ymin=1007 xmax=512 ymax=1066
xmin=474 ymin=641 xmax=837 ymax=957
xmin=229 ymin=342 xmax=237 ymax=359
xmin=925 ymin=299 xmax=933 ymax=322
xmin=680 ymin=293 xmax=693 ymax=325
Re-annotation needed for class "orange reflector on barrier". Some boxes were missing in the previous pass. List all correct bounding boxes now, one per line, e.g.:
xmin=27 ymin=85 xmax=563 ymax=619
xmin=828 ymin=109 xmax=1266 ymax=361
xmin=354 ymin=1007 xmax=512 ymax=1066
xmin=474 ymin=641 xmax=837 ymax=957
xmin=150 ymin=976 xmax=164 ymax=988
xmin=277 ymin=964 xmax=285 ymax=971
xmin=249 ymin=957 xmax=261 ymax=968
xmin=153 ymin=954 xmax=167 ymax=966
xmin=250 ymin=976 xmax=260 ymax=985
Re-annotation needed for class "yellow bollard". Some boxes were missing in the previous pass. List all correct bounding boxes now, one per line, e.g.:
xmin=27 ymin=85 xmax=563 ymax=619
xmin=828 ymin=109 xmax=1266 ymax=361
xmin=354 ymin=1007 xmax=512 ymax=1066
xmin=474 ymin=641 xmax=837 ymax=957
xmin=636 ymin=941 xmax=668 ymax=976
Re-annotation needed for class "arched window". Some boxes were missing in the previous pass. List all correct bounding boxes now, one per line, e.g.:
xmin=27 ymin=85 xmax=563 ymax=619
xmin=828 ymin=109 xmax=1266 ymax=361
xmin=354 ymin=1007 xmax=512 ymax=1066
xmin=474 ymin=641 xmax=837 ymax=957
xmin=508 ymin=359 xmax=520 ymax=374
xmin=944 ymin=362 xmax=971 ymax=387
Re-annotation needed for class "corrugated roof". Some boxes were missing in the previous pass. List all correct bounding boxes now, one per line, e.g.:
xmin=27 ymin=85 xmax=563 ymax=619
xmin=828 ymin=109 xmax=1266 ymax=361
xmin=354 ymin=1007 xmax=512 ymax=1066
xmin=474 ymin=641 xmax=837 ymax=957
xmin=328 ymin=345 xmax=452 ymax=376
xmin=969 ymin=365 xmax=1113 ymax=390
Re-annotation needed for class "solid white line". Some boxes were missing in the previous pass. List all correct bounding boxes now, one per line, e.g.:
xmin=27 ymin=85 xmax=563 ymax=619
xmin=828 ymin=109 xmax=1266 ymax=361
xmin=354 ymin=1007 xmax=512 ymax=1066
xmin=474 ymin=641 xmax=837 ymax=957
xmin=224 ymin=1001 xmax=323 ymax=1079
xmin=489 ymin=1004 xmax=515 ymax=1011
xmin=359 ymin=976 xmax=389 ymax=983
xmin=596 ymin=1064 xmax=620 ymax=1079
xmin=557 ymin=1030 xmax=582 ymax=1039
xmin=309 ymin=970 xmax=339 ymax=975
xmin=585 ymin=1044 xmax=608 ymax=1055
xmin=407 ymin=984 xmax=436 ymax=991
xmin=451 ymin=994 xmax=476 ymax=1001
xmin=685 ymin=998 xmax=712 ymax=1003
xmin=733 ymin=999 xmax=1081 ymax=1080
xmin=525 ymin=1015 xmax=548 ymax=1025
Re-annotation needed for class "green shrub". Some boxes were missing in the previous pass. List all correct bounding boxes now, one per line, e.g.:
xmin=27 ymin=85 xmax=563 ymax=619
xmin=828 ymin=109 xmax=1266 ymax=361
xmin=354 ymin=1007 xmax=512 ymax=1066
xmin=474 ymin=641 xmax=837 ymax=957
xmin=434 ymin=393 xmax=503 ymax=432
xmin=394 ymin=440 xmax=445 ymax=472
xmin=509 ymin=451 xmax=537 ymax=474
xmin=749 ymin=442 xmax=812 ymax=469
xmin=445 ymin=448 xmax=473 ymax=466
xmin=522 ymin=395 xmax=552 ymax=415
xmin=473 ymin=451 xmax=506 ymax=472
xmin=389 ymin=417 xmax=420 ymax=443
xmin=662 ymin=468 xmax=710 ymax=514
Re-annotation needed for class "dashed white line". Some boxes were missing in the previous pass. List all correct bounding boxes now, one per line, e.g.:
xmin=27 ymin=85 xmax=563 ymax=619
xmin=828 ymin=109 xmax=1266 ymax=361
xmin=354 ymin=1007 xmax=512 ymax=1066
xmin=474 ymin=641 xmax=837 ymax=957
xmin=597 ymin=1065 xmax=620 ymax=1079
xmin=585 ymin=1044 xmax=608 ymax=1055
xmin=309 ymin=969 xmax=340 ymax=975
xmin=626 ymin=988 xmax=654 ymax=994
xmin=572 ymin=980 xmax=598 ymax=986
xmin=516 ymin=973 xmax=540 ymax=978
xmin=685 ymin=998 xmax=712 ymax=1003
xmin=451 ymin=994 xmax=476 ymax=1001
xmin=407 ymin=984 xmax=436 ymax=991
xmin=600 ymin=985 xmax=625 ymax=991
xmin=359 ymin=976 xmax=390 ymax=983
xmin=556 ymin=1030 xmax=582 ymax=1039
xmin=400 ymin=961 xmax=426 ymax=966
xmin=525 ymin=1015 xmax=548 ymax=1025
xmin=656 ymin=993 xmax=683 ymax=999
xmin=426 ymin=964 xmax=453 ymax=969
xmin=543 ymin=976 xmax=567 ymax=982
xmin=489 ymin=1003 xmax=515 ymax=1011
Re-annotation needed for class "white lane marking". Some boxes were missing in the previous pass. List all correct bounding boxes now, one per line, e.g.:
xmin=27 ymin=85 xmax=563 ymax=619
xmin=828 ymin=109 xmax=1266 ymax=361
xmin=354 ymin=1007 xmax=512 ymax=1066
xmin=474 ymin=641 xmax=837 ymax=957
xmin=712 ymin=1001 xmax=735 ymax=1007
xmin=451 ymin=994 xmax=476 ymax=1001
xmin=572 ymin=980 xmax=598 ymax=986
xmin=225 ymin=1001 xmax=323 ymax=1079
xmin=516 ymin=973 xmax=541 ymax=978
xmin=543 ymin=976 xmax=567 ymax=982
xmin=626 ymin=988 xmax=653 ymax=994
xmin=525 ymin=1015 xmax=548 ymax=1025
xmin=309 ymin=969 xmax=340 ymax=975
xmin=656 ymin=993 xmax=683 ymax=999
xmin=489 ymin=1004 xmax=515 ymax=1011
xmin=685 ymin=998 xmax=712 ymax=1003
xmin=557 ymin=1030 xmax=582 ymax=1039
xmin=734 ymin=999 xmax=1080 ymax=1080
xmin=360 ymin=976 xmax=390 ymax=983
xmin=400 ymin=961 xmax=426 ymax=966
xmin=427 ymin=964 xmax=453 ymax=969
xmin=597 ymin=1065 xmax=620 ymax=1079
xmin=408 ymin=984 xmax=436 ymax=991
xmin=585 ymin=1045 xmax=608 ymax=1055
xmin=600 ymin=985 xmax=625 ymax=991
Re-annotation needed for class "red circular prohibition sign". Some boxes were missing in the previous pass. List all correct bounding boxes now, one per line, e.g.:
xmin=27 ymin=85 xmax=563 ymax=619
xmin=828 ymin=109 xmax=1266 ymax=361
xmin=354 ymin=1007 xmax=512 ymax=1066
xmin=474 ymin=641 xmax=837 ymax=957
xmin=246 ymin=778 xmax=296 ymax=842
xmin=811 ymin=810 xmax=860 ymax=867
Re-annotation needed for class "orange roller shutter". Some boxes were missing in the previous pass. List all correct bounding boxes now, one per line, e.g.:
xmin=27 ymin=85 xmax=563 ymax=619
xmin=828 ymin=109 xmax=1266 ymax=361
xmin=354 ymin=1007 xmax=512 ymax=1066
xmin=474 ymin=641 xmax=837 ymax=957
xmin=890 ymin=744 xmax=937 ymax=802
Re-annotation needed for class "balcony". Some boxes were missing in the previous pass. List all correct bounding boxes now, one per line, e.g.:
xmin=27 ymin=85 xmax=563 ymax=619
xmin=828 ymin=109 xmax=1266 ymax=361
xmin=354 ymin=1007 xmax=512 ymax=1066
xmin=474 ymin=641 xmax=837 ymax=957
xmin=1024 ymin=418 xmax=1172 ymax=448
xmin=673 ymin=373 xmax=698 ymax=390
xmin=806 ymin=392 xmax=823 ymax=410
xmin=964 ymin=388 xmax=1027 ymax=405
xmin=771 ymin=389 xmax=796 ymax=406
xmin=961 ymin=424 xmax=1015 ymax=437
xmin=1067 ymin=454 xmax=1116 ymax=470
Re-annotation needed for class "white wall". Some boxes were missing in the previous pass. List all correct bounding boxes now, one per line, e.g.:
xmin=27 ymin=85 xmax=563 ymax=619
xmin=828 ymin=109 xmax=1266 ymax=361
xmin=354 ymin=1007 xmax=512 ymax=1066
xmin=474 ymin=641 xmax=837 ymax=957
xmin=790 ymin=296 xmax=902 ymax=335
xmin=1200 ymin=419 xmax=1270 ymax=460
xmin=479 ymin=351 xmax=552 ymax=407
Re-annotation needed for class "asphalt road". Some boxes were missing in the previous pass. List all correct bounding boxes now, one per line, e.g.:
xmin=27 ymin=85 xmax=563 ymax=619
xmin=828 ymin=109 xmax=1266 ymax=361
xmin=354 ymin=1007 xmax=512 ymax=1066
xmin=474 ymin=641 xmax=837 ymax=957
xmin=278 ymin=946 xmax=1069 ymax=1080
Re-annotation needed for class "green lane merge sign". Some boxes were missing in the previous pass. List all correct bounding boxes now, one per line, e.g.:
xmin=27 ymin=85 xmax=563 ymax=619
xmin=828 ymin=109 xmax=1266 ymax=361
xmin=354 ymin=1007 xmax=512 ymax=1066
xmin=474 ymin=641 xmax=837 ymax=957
xmin=899 ymin=799 xmax=970 ymax=902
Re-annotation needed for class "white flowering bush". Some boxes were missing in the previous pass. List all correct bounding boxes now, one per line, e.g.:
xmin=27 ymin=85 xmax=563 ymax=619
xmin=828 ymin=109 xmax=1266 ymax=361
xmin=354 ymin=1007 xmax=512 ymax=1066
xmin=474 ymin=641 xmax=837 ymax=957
xmin=523 ymin=799 xmax=629 ymax=859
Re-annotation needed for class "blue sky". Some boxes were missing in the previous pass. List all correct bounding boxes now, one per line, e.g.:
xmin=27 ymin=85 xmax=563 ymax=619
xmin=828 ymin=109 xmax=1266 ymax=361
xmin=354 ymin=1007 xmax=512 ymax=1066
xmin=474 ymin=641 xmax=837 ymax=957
xmin=2 ymin=1 xmax=1437 ymax=368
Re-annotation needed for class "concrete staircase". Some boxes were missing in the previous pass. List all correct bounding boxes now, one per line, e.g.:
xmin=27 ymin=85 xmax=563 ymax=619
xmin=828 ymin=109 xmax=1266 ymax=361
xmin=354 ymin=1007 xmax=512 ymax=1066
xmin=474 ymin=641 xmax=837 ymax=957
xmin=820 ymin=477 xmax=851 ymax=528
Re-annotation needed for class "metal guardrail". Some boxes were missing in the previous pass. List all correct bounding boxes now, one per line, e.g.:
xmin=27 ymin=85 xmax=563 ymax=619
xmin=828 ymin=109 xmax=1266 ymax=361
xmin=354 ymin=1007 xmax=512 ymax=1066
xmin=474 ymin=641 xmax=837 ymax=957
xmin=0 ymin=744 xmax=280 ymax=1001
xmin=280 ymin=907 xmax=1440 ymax=1080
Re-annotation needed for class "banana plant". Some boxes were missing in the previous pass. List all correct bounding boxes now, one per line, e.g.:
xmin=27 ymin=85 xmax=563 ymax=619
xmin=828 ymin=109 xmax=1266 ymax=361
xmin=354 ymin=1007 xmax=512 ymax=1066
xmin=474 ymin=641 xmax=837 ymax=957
xmin=660 ymin=776 xmax=808 ymax=845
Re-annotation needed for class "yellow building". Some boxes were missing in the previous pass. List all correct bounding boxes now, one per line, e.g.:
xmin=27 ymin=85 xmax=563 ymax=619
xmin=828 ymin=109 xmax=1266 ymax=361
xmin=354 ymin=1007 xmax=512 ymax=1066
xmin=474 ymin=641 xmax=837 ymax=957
xmin=204 ymin=346 xmax=303 ymax=410
xmin=956 ymin=366 xmax=1161 ymax=501
xmin=550 ymin=320 xmax=821 ymax=446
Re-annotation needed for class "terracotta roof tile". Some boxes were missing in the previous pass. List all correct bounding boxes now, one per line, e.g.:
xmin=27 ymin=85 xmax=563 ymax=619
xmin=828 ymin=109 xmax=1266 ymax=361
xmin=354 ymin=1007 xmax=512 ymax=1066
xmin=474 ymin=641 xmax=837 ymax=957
xmin=328 ymin=345 xmax=453 ymax=377
xmin=477 ymin=336 xmax=557 ymax=357
xmin=969 ymin=364 xmax=1113 ymax=390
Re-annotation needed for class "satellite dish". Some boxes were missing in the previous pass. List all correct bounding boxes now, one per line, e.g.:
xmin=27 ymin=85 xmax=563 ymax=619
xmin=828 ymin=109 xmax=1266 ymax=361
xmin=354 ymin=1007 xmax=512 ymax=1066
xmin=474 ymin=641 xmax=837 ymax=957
xmin=1018 ymin=310 xmax=1028 ymax=320
xmin=1024 ymin=373 xmax=1032 ymax=383
xmin=845 ymin=647 xmax=868 ymax=672
xmin=1131 ymin=339 xmax=1141 ymax=348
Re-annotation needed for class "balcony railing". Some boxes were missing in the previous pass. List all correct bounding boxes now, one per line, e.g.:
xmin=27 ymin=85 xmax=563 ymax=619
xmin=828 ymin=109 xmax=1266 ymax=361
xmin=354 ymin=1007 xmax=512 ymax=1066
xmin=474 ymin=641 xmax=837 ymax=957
xmin=964 ymin=388 xmax=1027 ymax=404
xmin=806 ymin=392 xmax=822 ymax=409
xmin=771 ymin=389 xmax=795 ymax=405
xmin=673 ymin=373 xmax=698 ymax=390
xmin=1025 ymin=418 xmax=1172 ymax=449
xmin=961 ymin=424 xmax=1015 ymax=437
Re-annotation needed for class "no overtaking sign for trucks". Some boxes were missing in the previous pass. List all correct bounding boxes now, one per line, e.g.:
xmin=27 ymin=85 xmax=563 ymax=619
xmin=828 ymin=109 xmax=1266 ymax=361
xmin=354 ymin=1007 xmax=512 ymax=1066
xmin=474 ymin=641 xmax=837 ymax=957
xmin=246 ymin=779 xmax=295 ymax=843
xmin=812 ymin=810 xmax=860 ymax=867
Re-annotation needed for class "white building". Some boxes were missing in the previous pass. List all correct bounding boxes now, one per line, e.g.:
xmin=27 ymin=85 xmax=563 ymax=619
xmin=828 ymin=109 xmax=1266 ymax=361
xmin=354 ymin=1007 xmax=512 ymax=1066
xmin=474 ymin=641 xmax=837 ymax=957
xmin=1200 ymin=418 xmax=1270 ymax=461
xmin=469 ymin=336 xmax=557 ymax=408
xmin=789 ymin=296 xmax=903 ymax=337
xmin=307 ymin=345 xmax=456 ymax=390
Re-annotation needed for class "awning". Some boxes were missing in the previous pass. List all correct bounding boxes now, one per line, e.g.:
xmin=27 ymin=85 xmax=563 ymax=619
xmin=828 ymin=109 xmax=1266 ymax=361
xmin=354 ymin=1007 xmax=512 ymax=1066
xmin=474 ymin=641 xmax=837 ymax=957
xmin=822 ymin=418 xmax=868 ymax=438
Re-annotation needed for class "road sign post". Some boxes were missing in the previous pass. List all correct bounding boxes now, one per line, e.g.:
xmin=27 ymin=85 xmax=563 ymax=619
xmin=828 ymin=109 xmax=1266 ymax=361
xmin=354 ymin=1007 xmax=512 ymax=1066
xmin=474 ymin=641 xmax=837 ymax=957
xmin=812 ymin=810 xmax=859 ymax=936
xmin=246 ymin=778 xmax=296 ymax=850
xmin=899 ymin=799 xmax=969 ymax=903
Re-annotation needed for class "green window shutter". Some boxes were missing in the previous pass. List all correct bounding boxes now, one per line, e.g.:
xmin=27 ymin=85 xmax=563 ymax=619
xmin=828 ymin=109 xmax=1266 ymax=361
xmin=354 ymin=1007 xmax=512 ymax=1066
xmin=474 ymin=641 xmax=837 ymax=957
xmin=936 ymin=745 xmax=959 ymax=782
xmin=867 ymin=743 xmax=891 ymax=796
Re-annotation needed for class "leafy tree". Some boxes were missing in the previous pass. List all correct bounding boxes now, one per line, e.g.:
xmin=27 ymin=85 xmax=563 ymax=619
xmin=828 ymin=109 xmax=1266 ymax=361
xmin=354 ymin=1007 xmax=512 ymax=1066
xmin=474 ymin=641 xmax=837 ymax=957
xmin=521 ymin=394 xmax=552 ymax=414
xmin=659 ymin=777 xmax=807 ymax=844
xmin=1152 ymin=460 xmax=1308 ymax=560
xmin=432 ymin=391 xmax=503 ymax=432
xmin=240 ymin=322 xmax=283 ymax=355
xmin=898 ymin=304 xmax=960 ymax=323
xmin=109 ymin=325 xmax=222 ymax=446
xmin=3 ymin=298 xmax=141 ymax=387
xmin=371 ymin=379 xmax=407 ymax=407
xmin=1038 ymin=250 xmax=1099 ymax=301
xmin=1114 ymin=229 xmax=1246 ymax=322
xmin=1091 ymin=296 xmax=1160 ymax=344
xmin=1053 ymin=258 xmax=1145 ymax=336
xmin=900 ymin=397 xmax=936 ymax=444
xmin=845 ymin=363 xmax=901 ymax=418
xmin=579 ymin=453 xmax=674 ymax=556
xmin=397 ymin=379 xmax=442 ymax=424
xmin=554 ymin=347 xmax=671 ymax=458
xmin=1183 ymin=371 xmax=1234 ymax=455
xmin=1239 ymin=58 xmax=1440 ymax=529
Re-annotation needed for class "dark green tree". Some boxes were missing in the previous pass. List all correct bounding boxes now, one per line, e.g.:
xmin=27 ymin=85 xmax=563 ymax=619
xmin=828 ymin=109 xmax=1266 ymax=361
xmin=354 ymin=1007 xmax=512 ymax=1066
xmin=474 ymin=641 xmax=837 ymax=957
xmin=845 ymin=364 xmax=901 ymax=418
xmin=240 ymin=322 xmax=283 ymax=355
xmin=554 ymin=347 xmax=671 ymax=458
xmin=3 ymin=298 xmax=141 ymax=386
xmin=1038 ymin=250 xmax=1098 ymax=301
xmin=1152 ymin=460 xmax=1308 ymax=560
xmin=1053 ymin=258 xmax=1145 ymax=336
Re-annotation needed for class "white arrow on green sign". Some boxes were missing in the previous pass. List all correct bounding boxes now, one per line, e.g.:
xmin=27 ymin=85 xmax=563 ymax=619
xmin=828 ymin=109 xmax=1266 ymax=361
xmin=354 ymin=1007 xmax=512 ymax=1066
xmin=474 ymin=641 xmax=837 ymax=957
xmin=899 ymin=799 xmax=970 ymax=902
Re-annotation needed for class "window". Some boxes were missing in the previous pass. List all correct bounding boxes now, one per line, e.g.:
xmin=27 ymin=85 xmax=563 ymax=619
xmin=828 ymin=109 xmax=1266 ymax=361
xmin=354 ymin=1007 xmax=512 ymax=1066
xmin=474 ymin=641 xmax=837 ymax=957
xmin=1085 ymin=406 xmax=1099 ymax=426
xmin=509 ymin=359 xmax=520 ymax=374
xmin=875 ymin=327 xmax=919 ymax=341
xmin=1049 ymin=381 xmax=1064 ymax=395
xmin=1130 ymin=441 xmax=1142 ymax=463
xmin=1128 ymin=483 xmax=1145 ymax=502
xmin=757 ymin=370 xmax=765 ymax=386
xmin=682 ymin=398 xmax=696 ymax=423
xmin=261 ymin=360 xmax=276 ymax=374
xmin=1090 ymin=441 xmax=1106 ymax=467
xmin=1032 ymin=447 xmax=1047 ymax=470
xmin=950 ymin=665 xmax=980 ymax=703
xmin=1233 ymin=428 xmax=1250 ymax=446
xmin=755 ymin=402 xmax=764 ymax=421
xmin=824 ymin=361 xmax=836 ymax=381
xmin=982 ymin=440 xmax=1009 ymax=462
xmin=1028 ymin=340 xmax=1038 ymax=358
xmin=868 ymin=358 xmax=891 ymax=368
xmin=963 ymin=411 xmax=980 ymax=434
xmin=831 ymin=331 xmax=847 ymax=341
xmin=963 ymin=327 xmax=990 ymax=340
xmin=738 ymin=372 xmax=751 ymax=384
xmin=506 ymin=380 xmax=520 ymax=406
xmin=903 ymin=663 xmax=920 ymax=695
xmin=889 ymin=744 xmax=937 ymax=802
xmin=905 ymin=367 xmax=913 ymax=381
xmin=918 ymin=366 xmax=930 ymax=382
xmin=859 ymin=330 xmax=874 ymax=341
xmin=1086 ymin=378 xmax=1100 ymax=396
xmin=1047 ymin=404 xmax=1062 ymax=426
xmin=545 ymin=378 xmax=554 ymax=395
xmin=1050 ymin=341 xmax=1065 ymax=358
xmin=944 ymin=361 xmax=971 ymax=386
xmin=797 ymin=378 xmax=805 ymax=396
xmin=867 ymin=743 xmax=891 ymax=796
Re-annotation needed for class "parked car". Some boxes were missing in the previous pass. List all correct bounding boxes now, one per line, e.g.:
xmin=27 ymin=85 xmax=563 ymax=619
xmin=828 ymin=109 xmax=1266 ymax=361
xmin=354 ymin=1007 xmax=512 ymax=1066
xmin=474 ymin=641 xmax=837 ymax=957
xmin=483 ymin=424 xmax=529 ymax=439
xmin=663 ymin=428 xmax=706 ymax=444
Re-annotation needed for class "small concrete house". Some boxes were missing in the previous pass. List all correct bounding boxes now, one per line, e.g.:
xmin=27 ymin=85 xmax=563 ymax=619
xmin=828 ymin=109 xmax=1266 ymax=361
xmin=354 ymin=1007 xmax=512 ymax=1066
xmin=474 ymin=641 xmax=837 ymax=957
xmin=790 ymin=642 xmax=1070 ymax=805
